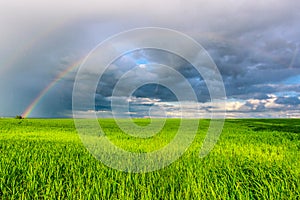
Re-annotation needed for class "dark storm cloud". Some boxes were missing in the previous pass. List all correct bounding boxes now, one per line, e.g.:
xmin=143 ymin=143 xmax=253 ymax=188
xmin=205 ymin=31 xmax=300 ymax=103
xmin=94 ymin=49 xmax=211 ymax=107
xmin=275 ymin=96 xmax=300 ymax=105
xmin=227 ymin=83 xmax=300 ymax=101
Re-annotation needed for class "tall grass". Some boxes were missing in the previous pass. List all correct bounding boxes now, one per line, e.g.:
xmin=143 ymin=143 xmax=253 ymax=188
xmin=0 ymin=118 xmax=299 ymax=199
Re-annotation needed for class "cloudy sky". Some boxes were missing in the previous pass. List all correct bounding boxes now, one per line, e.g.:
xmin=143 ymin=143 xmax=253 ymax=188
xmin=0 ymin=0 xmax=299 ymax=118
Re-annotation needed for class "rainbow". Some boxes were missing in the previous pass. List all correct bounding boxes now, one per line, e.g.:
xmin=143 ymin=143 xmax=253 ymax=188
xmin=21 ymin=60 xmax=82 ymax=118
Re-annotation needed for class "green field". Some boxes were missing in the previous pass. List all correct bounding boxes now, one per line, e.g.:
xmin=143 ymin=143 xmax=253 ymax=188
xmin=0 ymin=118 xmax=299 ymax=199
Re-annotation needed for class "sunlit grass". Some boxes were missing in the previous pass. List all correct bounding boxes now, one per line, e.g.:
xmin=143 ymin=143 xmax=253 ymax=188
xmin=0 ymin=118 xmax=299 ymax=199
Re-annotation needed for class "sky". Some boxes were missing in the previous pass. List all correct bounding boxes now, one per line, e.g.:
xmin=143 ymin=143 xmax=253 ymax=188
xmin=0 ymin=0 xmax=299 ymax=118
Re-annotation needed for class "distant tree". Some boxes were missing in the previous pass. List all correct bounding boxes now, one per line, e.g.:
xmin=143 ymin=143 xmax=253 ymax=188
xmin=15 ymin=115 xmax=23 ymax=119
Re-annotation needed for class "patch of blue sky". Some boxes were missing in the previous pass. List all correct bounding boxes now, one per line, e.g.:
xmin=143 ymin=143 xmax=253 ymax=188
xmin=135 ymin=58 xmax=148 ymax=65
xmin=281 ymin=74 xmax=300 ymax=84
xmin=274 ymin=91 xmax=299 ymax=97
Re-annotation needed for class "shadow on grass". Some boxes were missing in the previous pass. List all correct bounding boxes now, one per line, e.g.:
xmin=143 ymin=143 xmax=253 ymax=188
xmin=227 ymin=119 xmax=300 ymax=134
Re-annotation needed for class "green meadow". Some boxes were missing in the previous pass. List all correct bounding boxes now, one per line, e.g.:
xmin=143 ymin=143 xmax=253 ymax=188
xmin=0 ymin=118 xmax=299 ymax=199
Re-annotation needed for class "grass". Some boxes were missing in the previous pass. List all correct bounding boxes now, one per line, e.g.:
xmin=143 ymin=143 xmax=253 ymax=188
xmin=0 ymin=118 xmax=299 ymax=199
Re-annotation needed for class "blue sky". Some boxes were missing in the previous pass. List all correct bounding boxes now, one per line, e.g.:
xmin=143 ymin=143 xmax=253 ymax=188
xmin=0 ymin=0 xmax=299 ymax=118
